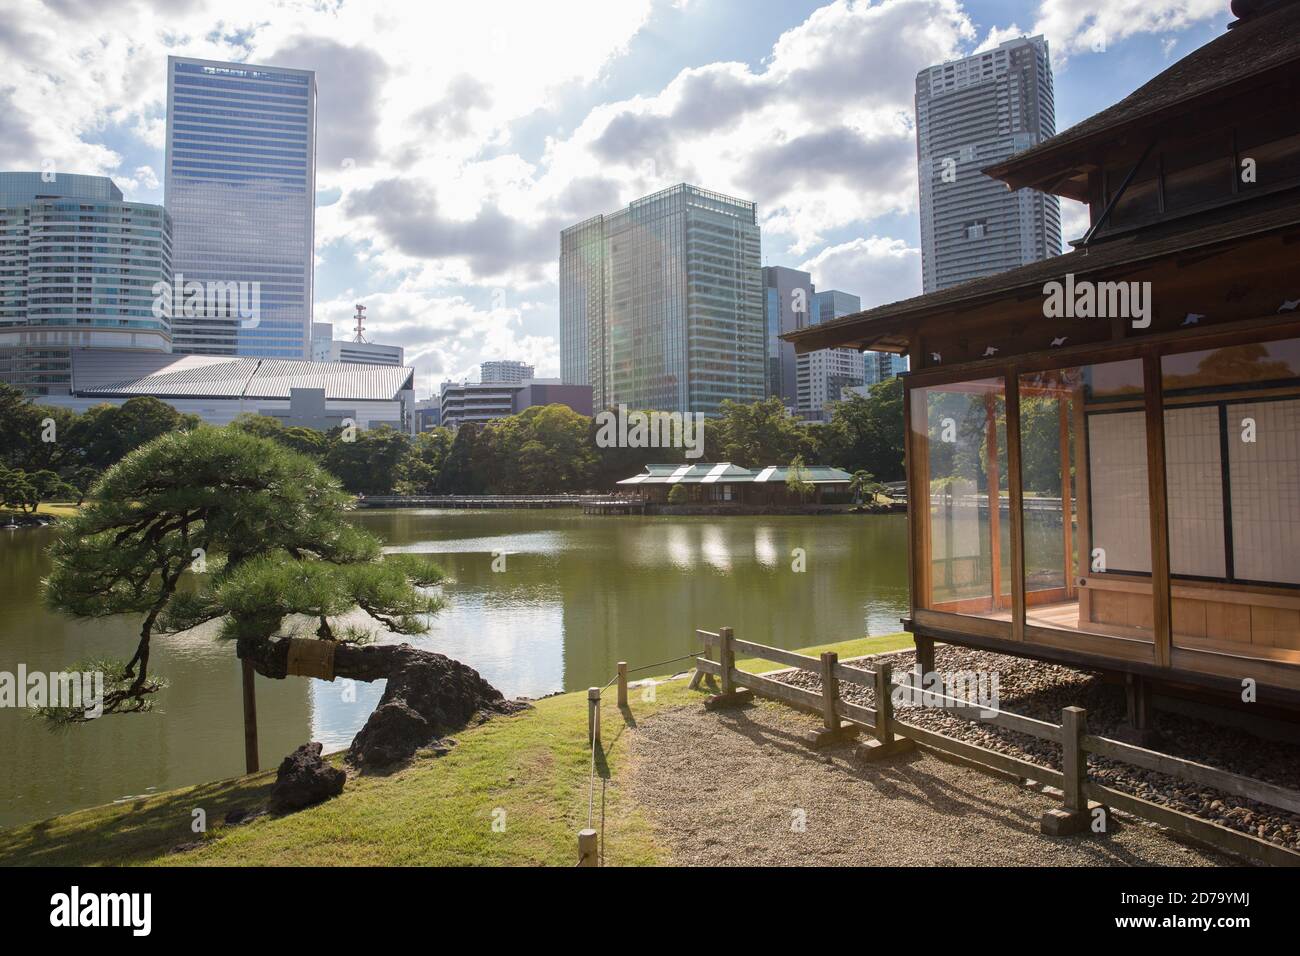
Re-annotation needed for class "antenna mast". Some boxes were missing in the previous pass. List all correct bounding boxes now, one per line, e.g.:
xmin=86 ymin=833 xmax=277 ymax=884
xmin=352 ymin=303 xmax=368 ymax=343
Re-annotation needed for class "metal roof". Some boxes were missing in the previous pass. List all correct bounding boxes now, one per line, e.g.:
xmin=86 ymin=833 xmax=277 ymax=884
xmin=618 ymin=463 xmax=852 ymax=485
xmin=70 ymin=349 xmax=414 ymax=401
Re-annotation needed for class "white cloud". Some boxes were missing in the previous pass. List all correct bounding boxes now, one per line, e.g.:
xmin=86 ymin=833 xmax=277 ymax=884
xmin=799 ymin=235 xmax=922 ymax=310
xmin=1030 ymin=0 xmax=1222 ymax=60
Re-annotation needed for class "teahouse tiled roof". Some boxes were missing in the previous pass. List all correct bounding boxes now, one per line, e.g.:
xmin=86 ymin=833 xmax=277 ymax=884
xmin=618 ymin=463 xmax=853 ymax=485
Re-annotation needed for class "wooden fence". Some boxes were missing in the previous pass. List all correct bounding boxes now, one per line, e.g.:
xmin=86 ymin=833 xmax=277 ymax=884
xmin=690 ymin=628 xmax=1300 ymax=867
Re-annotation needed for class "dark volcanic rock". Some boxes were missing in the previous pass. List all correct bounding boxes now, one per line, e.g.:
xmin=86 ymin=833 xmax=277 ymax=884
xmin=269 ymin=741 xmax=346 ymax=813
xmin=346 ymin=648 xmax=529 ymax=771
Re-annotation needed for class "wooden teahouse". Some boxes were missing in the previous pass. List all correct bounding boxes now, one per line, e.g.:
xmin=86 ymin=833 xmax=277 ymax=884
xmin=785 ymin=0 xmax=1300 ymax=715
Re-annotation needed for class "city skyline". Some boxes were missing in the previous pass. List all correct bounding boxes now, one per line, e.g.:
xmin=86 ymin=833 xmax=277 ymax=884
xmin=0 ymin=0 xmax=1234 ymax=389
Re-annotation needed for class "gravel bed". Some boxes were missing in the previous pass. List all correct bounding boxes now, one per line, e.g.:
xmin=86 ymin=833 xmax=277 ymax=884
xmin=777 ymin=646 xmax=1300 ymax=853
xmin=623 ymin=697 xmax=1231 ymax=866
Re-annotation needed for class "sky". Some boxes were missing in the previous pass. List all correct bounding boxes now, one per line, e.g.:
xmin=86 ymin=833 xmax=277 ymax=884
xmin=0 ymin=0 xmax=1232 ymax=397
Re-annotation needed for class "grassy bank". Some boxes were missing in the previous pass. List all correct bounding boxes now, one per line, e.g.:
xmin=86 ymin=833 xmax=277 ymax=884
xmin=0 ymin=633 xmax=912 ymax=866
xmin=1 ymin=501 xmax=79 ymax=520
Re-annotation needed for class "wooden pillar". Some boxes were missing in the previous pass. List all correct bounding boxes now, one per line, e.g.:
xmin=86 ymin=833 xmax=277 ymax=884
xmin=241 ymin=658 xmax=259 ymax=774
xmin=1040 ymin=705 xmax=1102 ymax=835
xmin=616 ymin=661 xmax=628 ymax=708
xmin=1005 ymin=375 xmax=1026 ymax=641
xmin=914 ymin=635 xmax=936 ymax=688
xmin=985 ymin=392 xmax=1003 ymax=608
xmin=1143 ymin=351 xmax=1173 ymax=667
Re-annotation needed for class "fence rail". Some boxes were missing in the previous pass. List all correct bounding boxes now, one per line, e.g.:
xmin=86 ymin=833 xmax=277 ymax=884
xmin=689 ymin=627 xmax=1300 ymax=867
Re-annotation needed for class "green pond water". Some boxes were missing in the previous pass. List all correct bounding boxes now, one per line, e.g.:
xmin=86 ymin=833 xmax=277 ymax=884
xmin=0 ymin=510 xmax=910 ymax=828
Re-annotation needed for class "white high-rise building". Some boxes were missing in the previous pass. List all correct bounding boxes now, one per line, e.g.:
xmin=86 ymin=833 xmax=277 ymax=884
xmin=480 ymin=360 xmax=535 ymax=385
xmin=165 ymin=56 xmax=317 ymax=358
xmin=915 ymin=36 xmax=1062 ymax=292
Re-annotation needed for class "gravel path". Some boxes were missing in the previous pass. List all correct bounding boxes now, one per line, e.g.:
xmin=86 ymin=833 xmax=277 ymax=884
xmin=779 ymin=646 xmax=1300 ymax=853
xmin=624 ymin=697 xmax=1234 ymax=866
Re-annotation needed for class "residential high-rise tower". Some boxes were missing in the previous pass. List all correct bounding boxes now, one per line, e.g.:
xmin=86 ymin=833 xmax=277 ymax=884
xmin=915 ymin=36 xmax=1062 ymax=292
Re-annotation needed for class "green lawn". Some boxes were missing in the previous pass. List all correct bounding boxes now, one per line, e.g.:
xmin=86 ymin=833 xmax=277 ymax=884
xmin=1 ymin=501 xmax=80 ymax=519
xmin=0 ymin=632 xmax=913 ymax=867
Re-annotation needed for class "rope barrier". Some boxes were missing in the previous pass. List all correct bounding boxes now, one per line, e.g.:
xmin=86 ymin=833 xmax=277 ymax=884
xmin=578 ymin=647 xmax=708 ymax=865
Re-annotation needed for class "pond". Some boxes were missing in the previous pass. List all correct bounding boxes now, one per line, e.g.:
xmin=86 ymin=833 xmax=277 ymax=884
xmin=0 ymin=510 xmax=909 ymax=827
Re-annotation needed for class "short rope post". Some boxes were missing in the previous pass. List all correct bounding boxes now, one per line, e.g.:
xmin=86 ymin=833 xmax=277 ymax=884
xmin=719 ymin=626 xmax=735 ymax=695
xmin=617 ymin=661 xmax=628 ymax=708
xmin=577 ymin=828 xmax=598 ymax=867
xmin=587 ymin=686 xmax=601 ymax=747
xmin=873 ymin=660 xmax=894 ymax=744
xmin=820 ymin=651 xmax=839 ymax=731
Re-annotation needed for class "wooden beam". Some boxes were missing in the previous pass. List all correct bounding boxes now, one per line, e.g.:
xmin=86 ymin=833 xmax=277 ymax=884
xmin=1143 ymin=351 xmax=1173 ymax=668
xmin=1059 ymin=395 xmax=1076 ymax=601
xmin=985 ymin=392 xmax=1003 ymax=608
xmin=1005 ymin=374 xmax=1026 ymax=641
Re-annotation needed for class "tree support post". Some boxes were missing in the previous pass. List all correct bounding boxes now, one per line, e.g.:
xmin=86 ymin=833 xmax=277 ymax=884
xmin=617 ymin=661 xmax=628 ymax=708
xmin=241 ymin=658 xmax=259 ymax=774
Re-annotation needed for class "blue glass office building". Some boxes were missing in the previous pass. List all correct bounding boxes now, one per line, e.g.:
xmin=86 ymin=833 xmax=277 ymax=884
xmin=165 ymin=56 xmax=317 ymax=358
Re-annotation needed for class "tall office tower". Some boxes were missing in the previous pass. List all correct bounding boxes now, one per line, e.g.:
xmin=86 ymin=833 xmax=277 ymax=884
xmin=165 ymin=56 xmax=317 ymax=358
xmin=560 ymin=184 xmax=763 ymax=415
xmin=796 ymin=289 xmax=863 ymax=421
xmin=762 ymin=265 xmax=815 ymax=408
xmin=0 ymin=172 xmax=172 ymax=394
xmin=915 ymin=36 xmax=1062 ymax=292
xmin=481 ymin=359 xmax=535 ymax=385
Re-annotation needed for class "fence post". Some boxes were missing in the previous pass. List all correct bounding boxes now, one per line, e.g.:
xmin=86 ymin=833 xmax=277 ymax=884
xmin=821 ymin=651 xmax=839 ymax=731
xmin=857 ymin=659 xmax=914 ymax=762
xmin=587 ymin=686 xmax=601 ymax=747
xmin=1041 ymin=705 xmax=1100 ymax=835
xmin=577 ymin=828 xmax=598 ymax=867
xmin=874 ymin=661 xmax=895 ymax=745
xmin=617 ymin=661 xmax=628 ymax=708
xmin=719 ymin=626 xmax=735 ymax=695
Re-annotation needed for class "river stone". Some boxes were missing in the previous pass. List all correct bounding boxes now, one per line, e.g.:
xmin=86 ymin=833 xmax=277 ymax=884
xmin=268 ymin=742 xmax=345 ymax=814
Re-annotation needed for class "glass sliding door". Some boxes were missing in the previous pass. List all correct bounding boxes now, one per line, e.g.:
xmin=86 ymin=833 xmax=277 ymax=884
xmin=1017 ymin=359 xmax=1155 ymax=643
xmin=909 ymin=377 xmax=1008 ymax=619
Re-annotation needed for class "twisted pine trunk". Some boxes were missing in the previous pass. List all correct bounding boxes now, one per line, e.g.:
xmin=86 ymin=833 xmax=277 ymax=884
xmin=236 ymin=636 xmax=528 ymax=770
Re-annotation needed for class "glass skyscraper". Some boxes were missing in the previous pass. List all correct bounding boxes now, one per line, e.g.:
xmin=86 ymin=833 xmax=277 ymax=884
xmin=0 ymin=172 xmax=172 ymax=394
xmin=165 ymin=56 xmax=317 ymax=358
xmin=560 ymin=184 xmax=763 ymax=415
